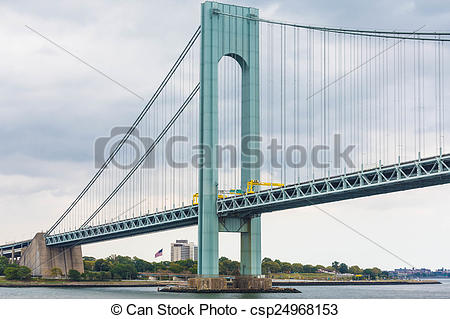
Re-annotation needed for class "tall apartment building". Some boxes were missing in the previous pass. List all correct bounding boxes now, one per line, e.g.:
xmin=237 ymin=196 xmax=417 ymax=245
xmin=170 ymin=240 xmax=198 ymax=262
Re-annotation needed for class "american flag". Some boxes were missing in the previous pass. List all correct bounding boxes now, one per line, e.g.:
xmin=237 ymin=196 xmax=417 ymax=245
xmin=155 ymin=248 xmax=163 ymax=258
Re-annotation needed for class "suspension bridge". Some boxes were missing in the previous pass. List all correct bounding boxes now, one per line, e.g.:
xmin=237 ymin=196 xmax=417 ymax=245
xmin=1 ymin=1 xmax=450 ymax=278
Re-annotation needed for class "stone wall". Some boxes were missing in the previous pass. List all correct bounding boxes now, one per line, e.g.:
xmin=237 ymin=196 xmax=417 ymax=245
xmin=188 ymin=277 xmax=227 ymax=290
xmin=233 ymin=277 xmax=272 ymax=289
xmin=19 ymin=233 xmax=84 ymax=277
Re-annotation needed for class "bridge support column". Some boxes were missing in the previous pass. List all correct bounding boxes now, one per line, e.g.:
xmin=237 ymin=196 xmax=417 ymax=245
xmin=199 ymin=1 xmax=260 ymax=276
xmin=240 ymin=217 xmax=261 ymax=275
xmin=19 ymin=233 xmax=84 ymax=277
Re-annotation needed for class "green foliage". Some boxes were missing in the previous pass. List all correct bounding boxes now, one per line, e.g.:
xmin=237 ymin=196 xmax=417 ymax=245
xmin=262 ymin=259 xmax=281 ymax=274
xmin=50 ymin=267 xmax=63 ymax=278
xmin=219 ymin=257 xmax=240 ymax=275
xmin=0 ymin=256 xmax=9 ymax=275
xmin=280 ymin=262 xmax=292 ymax=273
xmin=134 ymin=257 xmax=154 ymax=272
xmin=261 ymin=259 xmax=373 ymax=276
xmin=83 ymin=260 xmax=95 ymax=271
xmin=4 ymin=266 xmax=31 ymax=280
xmin=17 ymin=266 xmax=32 ymax=280
xmin=83 ymin=256 xmax=96 ymax=261
xmin=362 ymin=267 xmax=382 ymax=279
xmin=349 ymin=265 xmax=363 ymax=274
xmin=329 ymin=261 xmax=350 ymax=273
xmin=111 ymin=263 xmax=137 ymax=280
xmin=78 ymin=255 xmax=380 ymax=281
xmin=338 ymin=263 xmax=349 ymax=273
xmin=302 ymin=264 xmax=317 ymax=273
xmin=332 ymin=261 xmax=340 ymax=271
xmin=68 ymin=269 xmax=81 ymax=281
xmin=291 ymin=263 xmax=303 ymax=273
xmin=168 ymin=263 xmax=183 ymax=273
xmin=83 ymin=271 xmax=112 ymax=281
xmin=94 ymin=259 xmax=111 ymax=272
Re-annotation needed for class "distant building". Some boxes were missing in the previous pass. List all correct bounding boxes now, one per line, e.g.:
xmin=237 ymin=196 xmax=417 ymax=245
xmin=170 ymin=240 xmax=198 ymax=262
xmin=389 ymin=267 xmax=449 ymax=278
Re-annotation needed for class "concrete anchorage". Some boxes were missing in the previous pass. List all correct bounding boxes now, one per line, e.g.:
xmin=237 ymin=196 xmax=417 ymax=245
xmin=19 ymin=233 xmax=84 ymax=278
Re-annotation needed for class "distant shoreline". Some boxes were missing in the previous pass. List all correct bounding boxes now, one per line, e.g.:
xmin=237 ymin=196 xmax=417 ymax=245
xmin=0 ymin=279 xmax=441 ymax=288
xmin=0 ymin=280 xmax=167 ymax=288
xmin=272 ymin=280 xmax=442 ymax=286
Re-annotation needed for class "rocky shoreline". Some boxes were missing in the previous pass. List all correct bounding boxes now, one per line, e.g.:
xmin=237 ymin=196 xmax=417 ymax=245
xmin=159 ymin=286 xmax=301 ymax=293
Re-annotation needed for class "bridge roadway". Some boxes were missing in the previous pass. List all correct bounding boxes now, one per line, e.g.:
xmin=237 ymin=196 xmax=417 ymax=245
xmin=0 ymin=239 xmax=31 ymax=258
xmin=36 ymin=153 xmax=450 ymax=247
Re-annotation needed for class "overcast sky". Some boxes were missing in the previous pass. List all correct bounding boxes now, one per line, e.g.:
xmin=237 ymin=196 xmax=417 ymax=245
xmin=1 ymin=0 xmax=450 ymax=270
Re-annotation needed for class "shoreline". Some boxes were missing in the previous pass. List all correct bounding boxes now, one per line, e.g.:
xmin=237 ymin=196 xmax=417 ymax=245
xmin=0 ymin=279 xmax=442 ymax=288
xmin=272 ymin=280 xmax=442 ymax=286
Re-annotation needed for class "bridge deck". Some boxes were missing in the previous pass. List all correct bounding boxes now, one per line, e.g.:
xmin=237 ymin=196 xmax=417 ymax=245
xmin=0 ymin=239 xmax=31 ymax=252
xmin=44 ymin=154 xmax=450 ymax=247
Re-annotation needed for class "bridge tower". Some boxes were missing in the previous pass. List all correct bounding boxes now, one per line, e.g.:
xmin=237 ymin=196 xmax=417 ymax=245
xmin=198 ymin=1 xmax=260 ymax=276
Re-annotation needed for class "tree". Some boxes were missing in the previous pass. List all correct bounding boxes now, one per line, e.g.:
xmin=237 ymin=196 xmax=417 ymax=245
xmin=219 ymin=257 xmax=240 ymax=275
xmin=17 ymin=266 xmax=32 ymax=280
xmin=108 ymin=255 xmax=134 ymax=266
xmin=189 ymin=264 xmax=197 ymax=274
xmin=338 ymin=263 xmax=349 ymax=274
xmin=94 ymin=259 xmax=111 ymax=272
xmin=371 ymin=267 xmax=382 ymax=277
xmin=332 ymin=261 xmax=340 ymax=272
xmin=134 ymin=257 xmax=154 ymax=272
xmin=50 ymin=267 xmax=63 ymax=278
xmin=4 ymin=266 xmax=31 ymax=280
xmin=68 ymin=269 xmax=81 ymax=281
xmin=349 ymin=265 xmax=363 ymax=274
xmin=111 ymin=263 xmax=137 ymax=280
xmin=0 ymin=256 xmax=9 ymax=275
xmin=83 ymin=260 xmax=95 ymax=271
xmin=362 ymin=268 xmax=381 ymax=279
xmin=168 ymin=263 xmax=183 ymax=273
xmin=178 ymin=259 xmax=195 ymax=270
xmin=280 ymin=262 xmax=292 ymax=273
xmin=261 ymin=260 xmax=281 ymax=274
xmin=83 ymin=256 xmax=96 ymax=261
xmin=302 ymin=264 xmax=316 ymax=273
xmin=291 ymin=263 xmax=303 ymax=273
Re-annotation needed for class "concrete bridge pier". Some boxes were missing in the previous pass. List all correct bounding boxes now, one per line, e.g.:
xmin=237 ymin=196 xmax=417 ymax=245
xmin=198 ymin=1 xmax=261 ymax=277
xmin=19 ymin=233 xmax=84 ymax=277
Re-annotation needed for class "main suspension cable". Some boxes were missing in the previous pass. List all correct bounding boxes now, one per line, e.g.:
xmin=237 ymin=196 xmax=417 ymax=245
xmin=80 ymin=83 xmax=200 ymax=229
xmin=46 ymin=26 xmax=201 ymax=236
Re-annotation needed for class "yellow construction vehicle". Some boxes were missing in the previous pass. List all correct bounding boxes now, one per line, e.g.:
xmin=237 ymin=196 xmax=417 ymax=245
xmin=246 ymin=179 xmax=285 ymax=194
xmin=192 ymin=193 xmax=226 ymax=205
xmin=192 ymin=181 xmax=283 ymax=205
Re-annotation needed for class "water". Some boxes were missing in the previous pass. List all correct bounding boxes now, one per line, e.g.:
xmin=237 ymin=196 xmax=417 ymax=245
xmin=1 ymin=279 xmax=449 ymax=299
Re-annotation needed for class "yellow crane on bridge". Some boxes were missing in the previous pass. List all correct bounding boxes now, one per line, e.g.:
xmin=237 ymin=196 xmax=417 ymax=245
xmin=192 ymin=180 xmax=284 ymax=205
xmin=245 ymin=179 xmax=285 ymax=194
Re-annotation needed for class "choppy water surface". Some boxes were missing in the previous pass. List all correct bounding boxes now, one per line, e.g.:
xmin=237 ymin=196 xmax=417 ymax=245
xmin=1 ymin=279 xmax=449 ymax=299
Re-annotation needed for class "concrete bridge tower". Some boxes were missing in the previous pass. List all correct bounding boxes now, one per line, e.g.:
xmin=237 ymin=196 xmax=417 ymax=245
xmin=198 ymin=1 xmax=261 ymax=276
